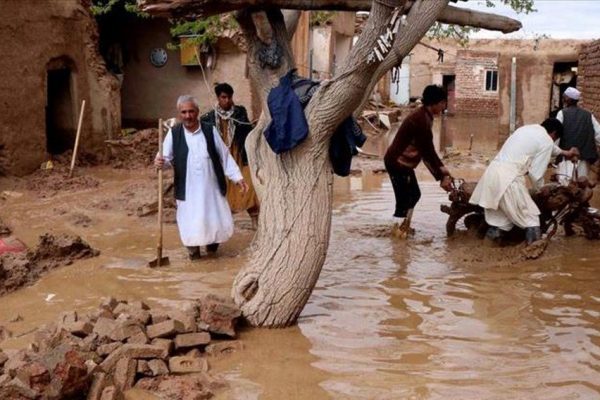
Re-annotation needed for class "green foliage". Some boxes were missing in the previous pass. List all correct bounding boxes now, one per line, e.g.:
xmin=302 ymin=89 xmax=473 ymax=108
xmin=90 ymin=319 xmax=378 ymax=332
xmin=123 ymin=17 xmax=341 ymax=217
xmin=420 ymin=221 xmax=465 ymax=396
xmin=310 ymin=11 xmax=336 ymax=27
xmin=169 ymin=14 xmax=238 ymax=49
xmin=483 ymin=0 xmax=536 ymax=14
xmin=90 ymin=0 xmax=149 ymax=17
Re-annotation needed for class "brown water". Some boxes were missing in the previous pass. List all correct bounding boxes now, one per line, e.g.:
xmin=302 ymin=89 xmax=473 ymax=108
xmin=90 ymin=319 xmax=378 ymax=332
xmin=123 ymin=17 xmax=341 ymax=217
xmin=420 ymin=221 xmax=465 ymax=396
xmin=1 ymin=167 xmax=600 ymax=400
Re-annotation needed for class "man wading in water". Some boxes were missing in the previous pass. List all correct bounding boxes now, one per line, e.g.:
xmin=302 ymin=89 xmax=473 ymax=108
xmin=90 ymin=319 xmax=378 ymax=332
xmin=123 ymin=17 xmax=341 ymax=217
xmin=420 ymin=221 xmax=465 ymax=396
xmin=201 ymin=83 xmax=260 ymax=230
xmin=384 ymin=85 xmax=453 ymax=238
xmin=155 ymin=95 xmax=248 ymax=260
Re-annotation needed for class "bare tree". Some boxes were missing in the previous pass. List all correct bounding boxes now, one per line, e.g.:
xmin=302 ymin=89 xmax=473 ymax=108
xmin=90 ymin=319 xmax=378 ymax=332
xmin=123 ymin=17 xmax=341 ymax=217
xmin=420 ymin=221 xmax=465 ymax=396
xmin=139 ymin=0 xmax=522 ymax=327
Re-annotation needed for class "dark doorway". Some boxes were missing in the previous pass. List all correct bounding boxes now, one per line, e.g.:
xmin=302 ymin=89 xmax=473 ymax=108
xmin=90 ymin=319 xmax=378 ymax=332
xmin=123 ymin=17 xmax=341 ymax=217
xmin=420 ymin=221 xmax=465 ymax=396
xmin=46 ymin=68 xmax=75 ymax=155
xmin=443 ymin=74 xmax=456 ymax=115
xmin=549 ymin=62 xmax=578 ymax=117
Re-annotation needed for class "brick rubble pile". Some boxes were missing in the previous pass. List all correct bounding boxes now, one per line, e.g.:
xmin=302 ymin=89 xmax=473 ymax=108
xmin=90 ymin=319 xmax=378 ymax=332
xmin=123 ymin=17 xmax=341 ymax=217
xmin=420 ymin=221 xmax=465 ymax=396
xmin=0 ymin=294 xmax=243 ymax=399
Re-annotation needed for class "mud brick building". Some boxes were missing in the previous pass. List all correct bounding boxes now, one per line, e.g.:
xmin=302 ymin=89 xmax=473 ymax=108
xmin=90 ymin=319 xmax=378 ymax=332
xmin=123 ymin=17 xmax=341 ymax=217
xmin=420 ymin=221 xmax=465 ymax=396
xmin=579 ymin=39 xmax=600 ymax=117
xmin=0 ymin=0 xmax=120 ymax=176
xmin=0 ymin=2 xmax=314 ymax=176
xmin=112 ymin=17 xmax=255 ymax=128
xmin=454 ymin=50 xmax=500 ymax=117
xmin=380 ymin=38 xmax=590 ymax=141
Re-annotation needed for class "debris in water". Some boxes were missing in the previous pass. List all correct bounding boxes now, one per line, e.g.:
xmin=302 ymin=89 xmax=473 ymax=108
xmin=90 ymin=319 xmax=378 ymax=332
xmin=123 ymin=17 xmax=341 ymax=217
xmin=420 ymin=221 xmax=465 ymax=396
xmin=0 ymin=234 xmax=99 ymax=296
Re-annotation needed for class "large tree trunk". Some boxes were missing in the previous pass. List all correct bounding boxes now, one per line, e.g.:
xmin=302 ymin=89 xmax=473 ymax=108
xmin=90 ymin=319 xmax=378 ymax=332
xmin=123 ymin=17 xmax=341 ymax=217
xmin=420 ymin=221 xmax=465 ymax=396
xmin=231 ymin=9 xmax=335 ymax=327
xmin=233 ymin=120 xmax=334 ymax=327
xmin=233 ymin=0 xmax=454 ymax=328
xmin=232 ymin=1 xmax=412 ymax=327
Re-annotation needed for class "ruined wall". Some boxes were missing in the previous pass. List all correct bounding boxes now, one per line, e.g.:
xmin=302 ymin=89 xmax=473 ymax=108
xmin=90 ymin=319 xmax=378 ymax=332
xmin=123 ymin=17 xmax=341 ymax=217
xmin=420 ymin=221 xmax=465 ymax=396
xmin=120 ymin=18 xmax=252 ymax=127
xmin=454 ymin=50 xmax=499 ymax=117
xmin=579 ymin=39 xmax=600 ymax=117
xmin=0 ymin=0 xmax=120 ymax=176
xmin=291 ymin=11 xmax=311 ymax=77
xmin=311 ymin=26 xmax=335 ymax=79
xmin=310 ymin=12 xmax=355 ymax=80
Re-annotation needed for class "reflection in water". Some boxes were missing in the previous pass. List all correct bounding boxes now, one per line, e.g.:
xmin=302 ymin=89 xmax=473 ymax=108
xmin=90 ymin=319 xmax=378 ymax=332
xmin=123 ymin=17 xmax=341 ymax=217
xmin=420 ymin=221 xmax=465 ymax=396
xmin=0 ymin=168 xmax=599 ymax=399
xmin=302 ymin=180 xmax=600 ymax=400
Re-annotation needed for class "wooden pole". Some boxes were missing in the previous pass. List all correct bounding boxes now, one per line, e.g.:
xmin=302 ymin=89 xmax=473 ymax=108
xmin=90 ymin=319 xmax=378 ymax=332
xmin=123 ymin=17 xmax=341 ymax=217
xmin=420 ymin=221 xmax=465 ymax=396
xmin=509 ymin=57 xmax=517 ymax=134
xmin=157 ymin=119 xmax=164 ymax=267
xmin=68 ymin=100 xmax=86 ymax=179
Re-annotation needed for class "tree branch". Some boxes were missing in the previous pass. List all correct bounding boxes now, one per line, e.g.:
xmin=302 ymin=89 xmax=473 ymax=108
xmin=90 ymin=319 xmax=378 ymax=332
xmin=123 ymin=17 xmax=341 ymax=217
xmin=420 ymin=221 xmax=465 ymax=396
xmin=302 ymin=0 xmax=401 ymax=144
xmin=437 ymin=5 xmax=521 ymax=33
xmin=139 ymin=0 xmax=521 ymax=33
xmin=353 ymin=0 xmax=453 ymax=116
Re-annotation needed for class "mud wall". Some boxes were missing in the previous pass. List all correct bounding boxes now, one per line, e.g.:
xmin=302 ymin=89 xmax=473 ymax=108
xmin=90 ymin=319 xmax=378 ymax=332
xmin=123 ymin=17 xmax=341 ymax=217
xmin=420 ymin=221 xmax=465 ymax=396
xmin=579 ymin=39 xmax=600 ymax=117
xmin=407 ymin=38 xmax=588 ymax=140
xmin=120 ymin=18 xmax=252 ymax=127
xmin=0 ymin=0 xmax=120 ymax=176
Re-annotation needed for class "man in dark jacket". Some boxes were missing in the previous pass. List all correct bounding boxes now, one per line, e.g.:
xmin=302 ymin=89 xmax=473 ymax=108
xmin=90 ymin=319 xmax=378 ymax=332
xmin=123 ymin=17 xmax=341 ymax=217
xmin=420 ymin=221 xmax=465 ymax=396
xmin=384 ymin=85 xmax=453 ymax=238
xmin=201 ymin=83 xmax=260 ymax=229
xmin=556 ymin=87 xmax=600 ymax=183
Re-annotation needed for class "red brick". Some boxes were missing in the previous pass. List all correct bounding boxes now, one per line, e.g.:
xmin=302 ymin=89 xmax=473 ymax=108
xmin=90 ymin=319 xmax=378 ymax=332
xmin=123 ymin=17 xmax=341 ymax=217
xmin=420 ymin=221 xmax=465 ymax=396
xmin=174 ymin=332 xmax=211 ymax=349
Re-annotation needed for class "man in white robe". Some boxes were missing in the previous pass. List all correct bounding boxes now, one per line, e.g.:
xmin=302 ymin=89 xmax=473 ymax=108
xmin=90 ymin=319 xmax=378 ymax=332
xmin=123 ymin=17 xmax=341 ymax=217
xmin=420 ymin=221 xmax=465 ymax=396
xmin=469 ymin=118 xmax=577 ymax=244
xmin=155 ymin=95 xmax=248 ymax=260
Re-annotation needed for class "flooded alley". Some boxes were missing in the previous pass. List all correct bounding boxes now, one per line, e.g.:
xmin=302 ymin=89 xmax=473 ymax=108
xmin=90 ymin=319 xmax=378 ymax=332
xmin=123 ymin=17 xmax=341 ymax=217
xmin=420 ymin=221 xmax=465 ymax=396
xmin=1 ymin=166 xmax=599 ymax=399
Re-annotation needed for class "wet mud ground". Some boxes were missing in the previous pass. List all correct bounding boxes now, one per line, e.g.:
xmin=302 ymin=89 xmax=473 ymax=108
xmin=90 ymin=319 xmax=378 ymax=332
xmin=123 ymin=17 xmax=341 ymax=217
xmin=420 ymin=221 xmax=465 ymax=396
xmin=0 ymin=161 xmax=600 ymax=399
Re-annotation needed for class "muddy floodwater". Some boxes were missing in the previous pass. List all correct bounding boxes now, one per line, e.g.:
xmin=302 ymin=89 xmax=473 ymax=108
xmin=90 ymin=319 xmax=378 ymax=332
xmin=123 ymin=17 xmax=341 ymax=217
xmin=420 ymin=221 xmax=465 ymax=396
xmin=1 ymin=165 xmax=600 ymax=399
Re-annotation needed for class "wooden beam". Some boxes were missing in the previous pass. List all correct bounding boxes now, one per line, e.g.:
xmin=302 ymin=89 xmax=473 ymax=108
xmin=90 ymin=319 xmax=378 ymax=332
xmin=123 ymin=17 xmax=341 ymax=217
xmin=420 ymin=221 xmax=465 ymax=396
xmin=438 ymin=5 xmax=521 ymax=33
xmin=138 ymin=0 xmax=522 ymax=33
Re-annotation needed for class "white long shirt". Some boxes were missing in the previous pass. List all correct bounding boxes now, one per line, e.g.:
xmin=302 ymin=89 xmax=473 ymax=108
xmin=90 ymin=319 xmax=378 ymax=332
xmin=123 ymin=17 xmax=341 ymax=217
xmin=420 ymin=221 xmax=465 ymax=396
xmin=161 ymin=124 xmax=243 ymax=247
xmin=470 ymin=124 xmax=555 ymax=210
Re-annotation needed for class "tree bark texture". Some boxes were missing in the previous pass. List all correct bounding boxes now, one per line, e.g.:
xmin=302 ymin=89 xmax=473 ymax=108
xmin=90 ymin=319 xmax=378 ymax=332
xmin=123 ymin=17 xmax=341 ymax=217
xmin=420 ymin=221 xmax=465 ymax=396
xmin=233 ymin=0 xmax=407 ymax=327
xmin=139 ymin=0 xmax=521 ymax=34
xmin=230 ymin=8 xmax=336 ymax=327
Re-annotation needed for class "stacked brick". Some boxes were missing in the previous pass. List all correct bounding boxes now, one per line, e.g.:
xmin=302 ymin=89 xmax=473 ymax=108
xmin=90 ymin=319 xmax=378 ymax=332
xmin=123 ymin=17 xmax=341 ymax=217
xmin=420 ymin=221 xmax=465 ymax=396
xmin=0 ymin=295 xmax=243 ymax=399
xmin=579 ymin=39 xmax=600 ymax=118
xmin=454 ymin=50 xmax=501 ymax=117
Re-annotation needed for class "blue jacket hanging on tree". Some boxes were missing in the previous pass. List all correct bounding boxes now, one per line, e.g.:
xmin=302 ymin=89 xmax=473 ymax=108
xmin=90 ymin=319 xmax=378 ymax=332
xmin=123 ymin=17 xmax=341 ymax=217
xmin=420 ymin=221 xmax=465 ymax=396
xmin=264 ymin=70 xmax=366 ymax=176
xmin=264 ymin=70 xmax=309 ymax=153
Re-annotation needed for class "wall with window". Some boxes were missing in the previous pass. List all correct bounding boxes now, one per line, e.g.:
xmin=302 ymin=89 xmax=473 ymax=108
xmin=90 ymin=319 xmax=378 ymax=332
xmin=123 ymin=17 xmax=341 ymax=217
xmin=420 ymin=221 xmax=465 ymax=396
xmin=454 ymin=50 xmax=500 ymax=117
xmin=404 ymin=38 xmax=588 ymax=141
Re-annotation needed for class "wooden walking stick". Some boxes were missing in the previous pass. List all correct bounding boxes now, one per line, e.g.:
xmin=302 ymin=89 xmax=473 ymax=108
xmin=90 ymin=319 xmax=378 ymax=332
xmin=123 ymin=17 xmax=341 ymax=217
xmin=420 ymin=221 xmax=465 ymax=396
xmin=149 ymin=119 xmax=170 ymax=267
xmin=68 ymin=100 xmax=86 ymax=179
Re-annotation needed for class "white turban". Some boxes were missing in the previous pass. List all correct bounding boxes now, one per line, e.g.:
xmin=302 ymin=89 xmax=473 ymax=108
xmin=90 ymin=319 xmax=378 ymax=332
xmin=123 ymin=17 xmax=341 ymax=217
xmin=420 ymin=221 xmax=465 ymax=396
xmin=564 ymin=87 xmax=581 ymax=101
